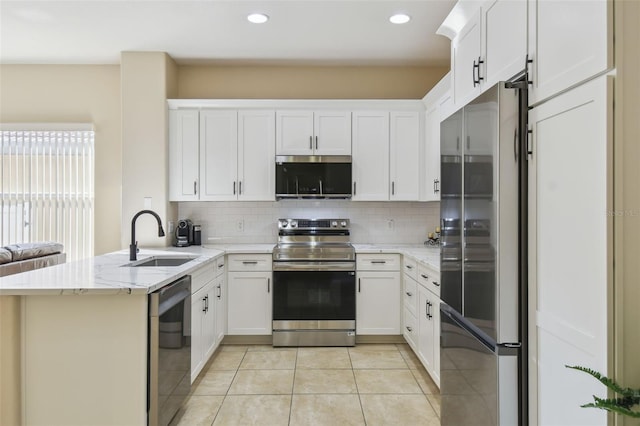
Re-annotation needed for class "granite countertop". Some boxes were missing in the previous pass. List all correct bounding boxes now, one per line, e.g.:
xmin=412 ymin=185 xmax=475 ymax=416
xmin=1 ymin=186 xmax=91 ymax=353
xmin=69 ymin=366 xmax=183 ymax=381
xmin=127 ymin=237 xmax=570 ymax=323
xmin=0 ymin=247 xmax=224 ymax=296
xmin=0 ymin=243 xmax=438 ymax=296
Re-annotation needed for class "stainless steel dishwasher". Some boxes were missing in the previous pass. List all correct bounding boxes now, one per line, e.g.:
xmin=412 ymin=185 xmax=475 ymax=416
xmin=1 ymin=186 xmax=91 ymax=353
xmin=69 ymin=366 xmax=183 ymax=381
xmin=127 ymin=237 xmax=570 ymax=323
xmin=148 ymin=275 xmax=191 ymax=426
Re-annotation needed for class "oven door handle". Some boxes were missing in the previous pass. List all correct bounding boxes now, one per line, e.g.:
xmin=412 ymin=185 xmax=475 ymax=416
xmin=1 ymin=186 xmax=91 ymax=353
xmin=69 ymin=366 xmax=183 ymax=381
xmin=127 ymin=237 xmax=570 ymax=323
xmin=273 ymin=261 xmax=356 ymax=271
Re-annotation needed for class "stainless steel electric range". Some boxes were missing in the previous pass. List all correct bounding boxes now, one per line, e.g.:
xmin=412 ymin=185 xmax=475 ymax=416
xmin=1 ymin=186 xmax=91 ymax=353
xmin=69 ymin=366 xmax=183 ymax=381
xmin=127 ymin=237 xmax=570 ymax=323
xmin=272 ymin=218 xmax=356 ymax=347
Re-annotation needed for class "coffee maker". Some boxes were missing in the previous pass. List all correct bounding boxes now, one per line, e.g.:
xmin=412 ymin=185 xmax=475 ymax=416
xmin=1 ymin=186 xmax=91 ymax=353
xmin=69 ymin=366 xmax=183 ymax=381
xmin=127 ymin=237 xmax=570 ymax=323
xmin=174 ymin=219 xmax=193 ymax=247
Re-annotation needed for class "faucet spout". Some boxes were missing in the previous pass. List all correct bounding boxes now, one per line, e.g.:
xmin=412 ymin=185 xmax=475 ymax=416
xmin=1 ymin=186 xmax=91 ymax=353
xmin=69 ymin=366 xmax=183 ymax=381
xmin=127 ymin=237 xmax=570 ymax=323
xmin=130 ymin=209 xmax=166 ymax=261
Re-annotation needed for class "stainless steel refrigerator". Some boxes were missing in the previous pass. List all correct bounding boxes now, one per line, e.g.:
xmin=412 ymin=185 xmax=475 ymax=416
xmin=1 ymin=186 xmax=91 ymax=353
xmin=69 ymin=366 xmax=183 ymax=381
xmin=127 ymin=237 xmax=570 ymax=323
xmin=439 ymin=81 xmax=528 ymax=426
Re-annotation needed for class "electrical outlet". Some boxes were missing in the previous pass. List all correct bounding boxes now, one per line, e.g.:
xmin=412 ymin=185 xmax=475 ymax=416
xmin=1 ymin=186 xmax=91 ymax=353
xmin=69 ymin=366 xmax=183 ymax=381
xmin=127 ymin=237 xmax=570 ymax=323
xmin=236 ymin=219 xmax=244 ymax=232
xmin=168 ymin=221 xmax=175 ymax=234
xmin=387 ymin=219 xmax=395 ymax=230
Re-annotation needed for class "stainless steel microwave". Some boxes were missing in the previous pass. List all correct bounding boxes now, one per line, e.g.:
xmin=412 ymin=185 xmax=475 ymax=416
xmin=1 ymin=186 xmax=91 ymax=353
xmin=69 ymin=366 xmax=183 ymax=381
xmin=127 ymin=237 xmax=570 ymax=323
xmin=275 ymin=155 xmax=352 ymax=199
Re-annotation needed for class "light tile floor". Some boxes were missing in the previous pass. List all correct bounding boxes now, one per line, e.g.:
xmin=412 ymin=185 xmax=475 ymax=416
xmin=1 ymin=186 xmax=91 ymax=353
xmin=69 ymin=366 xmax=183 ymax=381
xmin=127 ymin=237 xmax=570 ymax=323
xmin=169 ymin=343 xmax=440 ymax=426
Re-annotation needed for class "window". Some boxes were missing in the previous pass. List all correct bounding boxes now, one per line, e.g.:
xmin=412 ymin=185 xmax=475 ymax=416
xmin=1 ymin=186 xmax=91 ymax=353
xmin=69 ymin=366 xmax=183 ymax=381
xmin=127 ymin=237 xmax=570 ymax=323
xmin=0 ymin=125 xmax=94 ymax=261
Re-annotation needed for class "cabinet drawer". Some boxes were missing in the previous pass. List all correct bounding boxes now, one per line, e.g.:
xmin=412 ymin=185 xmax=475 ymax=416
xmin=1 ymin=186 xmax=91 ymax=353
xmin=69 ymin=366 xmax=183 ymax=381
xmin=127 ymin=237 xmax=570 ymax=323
xmin=403 ymin=257 xmax=418 ymax=280
xmin=356 ymin=253 xmax=400 ymax=271
xmin=403 ymin=306 xmax=418 ymax=350
xmin=417 ymin=264 xmax=441 ymax=298
xmin=403 ymin=274 xmax=418 ymax=316
xmin=191 ymin=262 xmax=216 ymax=294
xmin=215 ymin=255 xmax=226 ymax=276
xmin=227 ymin=254 xmax=272 ymax=271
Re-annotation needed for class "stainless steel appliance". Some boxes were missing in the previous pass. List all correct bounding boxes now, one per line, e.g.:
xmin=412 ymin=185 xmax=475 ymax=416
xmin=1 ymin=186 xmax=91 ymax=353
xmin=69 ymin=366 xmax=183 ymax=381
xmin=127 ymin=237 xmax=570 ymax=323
xmin=439 ymin=81 xmax=528 ymax=426
xmin=272 ymin=218 xmax=356 ymax=346
xmin=275 ymin=155 xmax=352 ymax=199
xmin=148 ymin=275 xmax=191 ymax=426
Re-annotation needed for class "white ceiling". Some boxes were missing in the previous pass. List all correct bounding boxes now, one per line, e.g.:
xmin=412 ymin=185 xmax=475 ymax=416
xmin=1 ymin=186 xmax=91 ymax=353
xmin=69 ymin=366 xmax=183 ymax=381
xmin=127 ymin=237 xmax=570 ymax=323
xmin=0 ymin=0 xmax=456 ymax=66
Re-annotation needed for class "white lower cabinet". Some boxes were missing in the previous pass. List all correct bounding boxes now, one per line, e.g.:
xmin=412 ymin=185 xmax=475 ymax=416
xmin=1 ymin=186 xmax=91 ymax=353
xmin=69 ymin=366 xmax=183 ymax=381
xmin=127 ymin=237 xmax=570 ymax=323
xmin=226 ymin=254 xmax=273 ymax=335
xmin=227 ymin=271 xmax=272 ymax=334
xmin=417 ymin=283 xmax=440 ymax=387
xmin=191 ymin=281 xmax=216 ymax=382
xmin=401 ymin=255 xmax=441 ymax=388
xmin=214 ymin=257 xmax=226 ymax=345
xmin=356 ymin=254 xmax=401 ymax=335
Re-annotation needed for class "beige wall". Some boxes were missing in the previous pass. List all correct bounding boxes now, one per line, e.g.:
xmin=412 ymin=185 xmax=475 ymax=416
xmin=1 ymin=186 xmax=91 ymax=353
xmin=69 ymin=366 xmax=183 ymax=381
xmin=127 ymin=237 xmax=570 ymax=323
xmin=121 ymin=52 xmax=178 ymax=249
xmin=0 ymin=65 xmax=122 ymax=256
xmin=614 ymin=1 xmax=640 ymax=425
xmin=177 ymin=65 xmax=448 ymax=99
xmin=0 ymin=297 xmax=21 ymax=426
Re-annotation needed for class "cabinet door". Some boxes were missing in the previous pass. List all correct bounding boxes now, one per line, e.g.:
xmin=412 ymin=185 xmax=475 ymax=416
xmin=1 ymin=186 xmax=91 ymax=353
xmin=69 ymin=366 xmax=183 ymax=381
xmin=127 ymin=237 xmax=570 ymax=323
xmin=202 ymin=283 xmax=217 ymax=362
xmin=356 ymin=271 xmax=400 ymax=334
xmin=417 ymin=285 xmax=436 ymax=375
xmin=352 ymin=111 xmax=389 ymax=201
xmin=238 ymin=110 xmax=275 ymax=201
xmin=314 ymin=111 xmax=352 ymax=155
xmin=453 ymin=9 xmax=482 ymax=108
xmin=482 ymin=0 xmax=527 ymax=88
xmin=214 ymin=274 xmax=226 ymax=344
xmin=227 ymin=271 xmax=272 ymax=335
xmin=423 ymin=104 xmax=441 ymax=201
xmin=276 ymin=111 xmax=314 ymax=155
xmin=528 ymin=0 xmax=612 ymax=105
xmin=191 ymin=287 xmax=207 ymax=382
xmin=389 ymin=111 xmax=420 ymax=201
xmin=199 ymin=110 xmax=238 ymax=201
xmin=528 ymin=76 xmax=610 ymax=426
xmin=169 ymin=109 xmax=199 ymax=201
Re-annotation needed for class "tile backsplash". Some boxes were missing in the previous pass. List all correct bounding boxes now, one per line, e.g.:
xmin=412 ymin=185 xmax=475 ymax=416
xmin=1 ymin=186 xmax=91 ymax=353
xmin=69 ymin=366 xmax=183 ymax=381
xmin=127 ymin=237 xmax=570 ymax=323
xmin=178 ymin=200 xmax=440 ymax=245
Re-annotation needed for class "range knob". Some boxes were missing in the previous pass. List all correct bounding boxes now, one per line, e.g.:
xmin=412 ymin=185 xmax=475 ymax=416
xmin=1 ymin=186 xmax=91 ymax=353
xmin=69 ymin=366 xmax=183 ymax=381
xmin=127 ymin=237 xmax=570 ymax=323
xmin=279 ymin=220 xmax=289 ymax=228
xmin=290 ymin=220 xmax=298 ymax=228
xmin=340 ymin=220 xmax=348 ymax=227
xmin=331 ymin=221 xmax=338 ymax=228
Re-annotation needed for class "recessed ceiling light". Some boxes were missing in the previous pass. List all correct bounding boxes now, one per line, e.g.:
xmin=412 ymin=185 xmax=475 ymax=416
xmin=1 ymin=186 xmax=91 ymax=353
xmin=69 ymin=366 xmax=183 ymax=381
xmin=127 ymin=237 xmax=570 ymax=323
xmin=389 ymin=14 xmax=411 ymax=24
xmin=247 ymin=13 xmax=269 ymax=24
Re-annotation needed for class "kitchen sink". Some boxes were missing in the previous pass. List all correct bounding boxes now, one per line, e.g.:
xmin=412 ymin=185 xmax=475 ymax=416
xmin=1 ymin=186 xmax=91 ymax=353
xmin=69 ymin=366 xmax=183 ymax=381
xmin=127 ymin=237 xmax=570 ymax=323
xmin=125 ymin=256 xmax=197 ymax=267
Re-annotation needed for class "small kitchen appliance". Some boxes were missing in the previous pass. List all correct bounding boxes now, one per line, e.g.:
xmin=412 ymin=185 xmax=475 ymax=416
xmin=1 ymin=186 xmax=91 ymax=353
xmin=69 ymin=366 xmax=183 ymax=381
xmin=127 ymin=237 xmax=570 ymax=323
xmin=174 ymin=219 xmax=193 ymax=247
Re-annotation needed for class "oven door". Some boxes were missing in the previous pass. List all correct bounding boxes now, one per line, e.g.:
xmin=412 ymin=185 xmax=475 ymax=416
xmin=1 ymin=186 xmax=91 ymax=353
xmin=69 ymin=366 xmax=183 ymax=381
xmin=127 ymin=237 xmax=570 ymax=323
xmin=272 ymin=267 xmax=356 ymax=322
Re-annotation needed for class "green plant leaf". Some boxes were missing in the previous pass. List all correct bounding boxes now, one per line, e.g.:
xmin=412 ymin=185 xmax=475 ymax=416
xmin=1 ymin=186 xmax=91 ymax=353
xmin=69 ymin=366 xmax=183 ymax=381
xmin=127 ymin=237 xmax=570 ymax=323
xmin=566 ymin=365 xmax=628 ymax=395
xmin=566 ymin=365 xmax=640 ymax=418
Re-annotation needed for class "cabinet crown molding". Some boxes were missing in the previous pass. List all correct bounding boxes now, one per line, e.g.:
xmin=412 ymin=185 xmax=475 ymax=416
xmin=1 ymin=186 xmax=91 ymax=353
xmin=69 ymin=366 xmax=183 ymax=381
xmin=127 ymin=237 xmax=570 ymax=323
xmin=167 ymin=99 xmax=425 ymax=111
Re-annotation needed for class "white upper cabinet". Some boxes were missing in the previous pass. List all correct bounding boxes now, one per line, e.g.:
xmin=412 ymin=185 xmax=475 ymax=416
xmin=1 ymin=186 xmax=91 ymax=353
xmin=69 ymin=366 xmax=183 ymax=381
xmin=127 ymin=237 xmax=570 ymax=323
xmin=452 ymin=9 xmax=482 ymax=107
xmin=421 ymin=74 xmax=451 ymax=202
xmin=451 ymin=0 xmax=527 ymax=108
xmin=169 ymin=109 xmax=200 ymax=201
xmin=237 ymin=110 xmax=276 ymax=201
xmin=276 ymin=110 xmax=351 ymax=156
xmin=528 ymin=0 xmax=612 ymax=105
xmin=389 ymin=111 xmax=421 ymax=201
xmin=199 ymin=110 xmax=238 ymax=201
xmin=352 ymin=111 xmax=390 ymax=201
xmin=482 ymin=0 xmax=527 ymax=88
xmin=424 ymin=104 xmax=441 ymax=202
xmin=172 ymin=109 xmax=275 ymax=202
xmin=314 ymin=111 xmax=352 ymax=155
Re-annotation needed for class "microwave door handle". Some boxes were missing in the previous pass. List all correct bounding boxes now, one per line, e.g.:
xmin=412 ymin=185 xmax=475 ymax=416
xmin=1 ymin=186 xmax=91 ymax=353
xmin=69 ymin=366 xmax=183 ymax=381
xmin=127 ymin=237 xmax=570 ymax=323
xmin=319 ymin=179 xmax=323 ymax=196
xmin=295 ymin=177 xmax=299 ymax=196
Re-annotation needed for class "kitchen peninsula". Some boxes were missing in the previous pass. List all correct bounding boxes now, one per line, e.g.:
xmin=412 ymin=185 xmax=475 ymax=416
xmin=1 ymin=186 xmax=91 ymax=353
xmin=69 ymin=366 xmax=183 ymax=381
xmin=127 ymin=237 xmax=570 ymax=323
xmin=0 ymin=244 xmax=438 ymax=425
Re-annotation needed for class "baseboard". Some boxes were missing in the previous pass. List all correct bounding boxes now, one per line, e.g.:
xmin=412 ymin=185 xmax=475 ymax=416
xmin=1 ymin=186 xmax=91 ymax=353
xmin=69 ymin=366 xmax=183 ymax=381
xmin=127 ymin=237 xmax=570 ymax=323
xmin=220 ymin=334 xmax=404 ymax=346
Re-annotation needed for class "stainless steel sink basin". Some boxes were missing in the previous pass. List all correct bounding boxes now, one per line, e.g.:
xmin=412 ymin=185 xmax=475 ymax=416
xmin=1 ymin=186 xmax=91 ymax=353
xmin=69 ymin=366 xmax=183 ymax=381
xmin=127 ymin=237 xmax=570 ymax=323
xmin=125 ymin=256 xmax=197 ymax=267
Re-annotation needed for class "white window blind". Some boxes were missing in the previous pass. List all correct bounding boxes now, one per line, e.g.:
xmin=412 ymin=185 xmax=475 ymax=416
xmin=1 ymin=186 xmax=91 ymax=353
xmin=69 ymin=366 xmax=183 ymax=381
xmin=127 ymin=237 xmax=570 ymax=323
xmin=0 ymin=127 xmax=94 ymax=261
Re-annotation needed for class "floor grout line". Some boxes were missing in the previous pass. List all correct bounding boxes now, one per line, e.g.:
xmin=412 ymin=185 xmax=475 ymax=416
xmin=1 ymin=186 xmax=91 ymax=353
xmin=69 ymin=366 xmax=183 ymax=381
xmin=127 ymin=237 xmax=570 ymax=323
xmin=174 ymin=343 xmax=440 ymax=426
